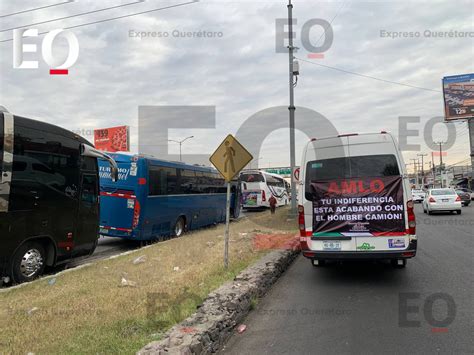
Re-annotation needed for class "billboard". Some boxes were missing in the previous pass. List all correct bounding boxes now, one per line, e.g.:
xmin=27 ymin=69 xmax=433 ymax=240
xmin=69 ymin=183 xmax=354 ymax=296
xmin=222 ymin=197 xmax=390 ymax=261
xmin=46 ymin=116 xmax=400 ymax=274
xmin=94 ymin=126 xmax=130 ymax=152
xmin=442 ymin=73 xmax=474 ymax=121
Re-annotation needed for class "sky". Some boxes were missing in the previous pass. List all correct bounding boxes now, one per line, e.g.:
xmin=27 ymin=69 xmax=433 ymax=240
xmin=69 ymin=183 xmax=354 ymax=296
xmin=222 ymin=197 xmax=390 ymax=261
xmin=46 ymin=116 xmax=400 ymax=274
xmin=0 ymin=0 xmax=473 ymax=172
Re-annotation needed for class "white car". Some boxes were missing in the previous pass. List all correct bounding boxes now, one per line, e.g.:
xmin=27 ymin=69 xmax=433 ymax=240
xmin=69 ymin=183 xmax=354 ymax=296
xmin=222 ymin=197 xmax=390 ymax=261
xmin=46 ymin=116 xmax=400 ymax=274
xmin=411 ymin=189 xmax=425 ymax=203
xmin=423 ymin=188 xmax=462 ymax=215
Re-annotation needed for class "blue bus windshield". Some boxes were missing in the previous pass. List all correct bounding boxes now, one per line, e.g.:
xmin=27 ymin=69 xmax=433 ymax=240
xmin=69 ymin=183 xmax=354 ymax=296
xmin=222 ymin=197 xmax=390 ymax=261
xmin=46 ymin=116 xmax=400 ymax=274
xmin=99 ymin=154 xmax=138 ymax=192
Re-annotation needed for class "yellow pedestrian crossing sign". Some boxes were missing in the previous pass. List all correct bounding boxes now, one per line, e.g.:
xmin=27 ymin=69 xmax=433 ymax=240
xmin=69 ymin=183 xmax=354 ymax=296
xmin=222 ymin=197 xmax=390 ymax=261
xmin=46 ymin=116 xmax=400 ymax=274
xmin=210 ymin=134 xmax=253 ymax=182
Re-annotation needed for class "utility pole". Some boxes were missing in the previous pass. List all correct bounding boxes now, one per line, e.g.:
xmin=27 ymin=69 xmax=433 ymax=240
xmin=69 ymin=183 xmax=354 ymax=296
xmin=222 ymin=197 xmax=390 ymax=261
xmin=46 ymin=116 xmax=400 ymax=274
xmin=469 ymin=120 xmax=474 ymax=190
xmin=435 ymin=142 xmax=445 ymax=170
xmin=434 ymin=142 xmax=445 ymax=187
xmin=410 ymin=158 xmax=419 ymax=187
xmin=431 ymin=151 xmax=435 ymax=172
xmin=417 ymin=153 xmax=427 ymax=187
xmin=287 ymin=0 xmax=298 ymax=215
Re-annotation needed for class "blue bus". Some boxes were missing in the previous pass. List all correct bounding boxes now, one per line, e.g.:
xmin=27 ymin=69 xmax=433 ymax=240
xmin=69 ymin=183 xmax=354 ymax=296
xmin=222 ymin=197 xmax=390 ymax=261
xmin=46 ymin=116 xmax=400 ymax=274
xmin=98 ymin=153 xmax=241 ymax=241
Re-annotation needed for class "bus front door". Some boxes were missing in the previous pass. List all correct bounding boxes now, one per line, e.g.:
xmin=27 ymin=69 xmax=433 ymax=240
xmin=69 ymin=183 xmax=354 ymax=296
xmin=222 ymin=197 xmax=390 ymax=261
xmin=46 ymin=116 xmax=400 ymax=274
xmin=74 ymin=173 xmax=100 ymax=256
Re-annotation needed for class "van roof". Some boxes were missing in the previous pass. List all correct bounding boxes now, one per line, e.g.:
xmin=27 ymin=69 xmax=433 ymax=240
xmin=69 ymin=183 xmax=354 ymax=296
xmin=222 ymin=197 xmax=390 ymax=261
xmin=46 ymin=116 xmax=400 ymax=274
xmin=306 ymin=132 xmax=396 ymax=150
xmin=303 ymin=132 xmax=402 ymax=164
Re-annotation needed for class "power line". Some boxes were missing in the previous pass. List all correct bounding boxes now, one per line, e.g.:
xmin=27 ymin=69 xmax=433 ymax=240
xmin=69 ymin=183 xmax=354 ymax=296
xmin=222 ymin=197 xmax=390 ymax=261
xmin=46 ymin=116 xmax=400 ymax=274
xmin=0 ymin=0 xmax=146 ymax=33
xmin=0 ymin=1 xmax=73 ymax=19
xmin=445 ymin=158 xmax=470 ymax=168
xmin=0 ymin=0 xmax=199 ymax=43
xmin=312 ymin=1 xmax=349 ymax=47
xmin=295 ymin=57 xmax=441 ymax=93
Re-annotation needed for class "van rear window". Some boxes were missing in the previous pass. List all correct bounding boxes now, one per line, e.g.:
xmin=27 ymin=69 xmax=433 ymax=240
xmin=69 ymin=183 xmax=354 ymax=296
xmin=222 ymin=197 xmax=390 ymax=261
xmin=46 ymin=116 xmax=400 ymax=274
xmin=306 ymin=154 xmax=400 ymax=182
xmin=305 ymin=155 xmax=400 ymax=201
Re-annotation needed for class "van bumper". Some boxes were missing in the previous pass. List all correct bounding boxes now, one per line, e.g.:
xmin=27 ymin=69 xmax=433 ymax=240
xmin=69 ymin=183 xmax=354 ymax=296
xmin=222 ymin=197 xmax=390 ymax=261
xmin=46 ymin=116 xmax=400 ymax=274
xmin=302 ymin=240 xmax=417 ymax=260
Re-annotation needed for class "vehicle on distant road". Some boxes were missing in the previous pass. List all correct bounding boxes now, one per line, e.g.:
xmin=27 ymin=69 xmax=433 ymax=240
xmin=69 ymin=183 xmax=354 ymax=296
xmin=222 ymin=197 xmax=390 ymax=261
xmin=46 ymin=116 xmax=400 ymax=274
xmin=423 ymin=188 xmax=462 ymax=214
xmin=299 ymin=132 xmax=416 ymax=268
xmin=98 ymin=153 xmax=241 ymax=241
xmin=0 ymin=109 xmax=118 ymax=284
xmin=240 ymin=170 xmax=289 ymax=209
xmin=411 ymin=189 xmax=425 ymax=203
xmin=455 ymin=189 xmax=471 ymax=206
xmin=456 ymin=187 xmax=474 ymax=200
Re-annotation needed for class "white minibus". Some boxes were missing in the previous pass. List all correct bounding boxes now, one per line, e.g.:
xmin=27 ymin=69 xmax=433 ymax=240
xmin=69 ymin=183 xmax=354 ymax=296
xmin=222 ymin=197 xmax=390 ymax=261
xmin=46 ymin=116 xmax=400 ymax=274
xmin=299 ymin=132 xmax=417 ymax=268
xmin=240 ymin=170 xmax=290 ymax=209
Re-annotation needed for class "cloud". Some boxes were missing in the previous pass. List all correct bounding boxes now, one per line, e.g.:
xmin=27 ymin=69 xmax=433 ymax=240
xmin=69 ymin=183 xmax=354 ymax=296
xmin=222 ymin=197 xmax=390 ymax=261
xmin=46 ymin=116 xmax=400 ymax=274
xmin=0 ymin=0 xmax=472 ymax=169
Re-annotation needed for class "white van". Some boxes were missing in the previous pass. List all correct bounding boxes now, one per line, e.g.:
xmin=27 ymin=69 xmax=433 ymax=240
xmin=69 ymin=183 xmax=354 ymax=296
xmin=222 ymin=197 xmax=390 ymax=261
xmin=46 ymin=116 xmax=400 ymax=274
xmin=298 ymin=132 xmax=417 ymax=268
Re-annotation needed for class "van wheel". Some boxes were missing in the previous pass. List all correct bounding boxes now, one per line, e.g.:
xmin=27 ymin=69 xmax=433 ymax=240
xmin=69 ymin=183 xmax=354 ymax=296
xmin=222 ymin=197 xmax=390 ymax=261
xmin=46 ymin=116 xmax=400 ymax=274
xmin=12 ymin=242 xmax=46 ymax=284
xmin=173 ymin=217 xmax=185 ymax=237
xmin=391 ymin=259 xmax=406 ymax=268
xmin=427 ymin=210 xmax=432 ymax=215
xmin=312 ymin=259 xmax=326 ymax=267
xmin=456 ymin=210 xmax=462 ymax=215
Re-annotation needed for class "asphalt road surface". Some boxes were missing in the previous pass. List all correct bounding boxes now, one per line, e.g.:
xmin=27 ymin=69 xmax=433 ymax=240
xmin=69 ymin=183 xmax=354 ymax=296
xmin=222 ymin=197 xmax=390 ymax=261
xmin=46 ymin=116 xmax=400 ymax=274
xmin=66 ymin=236 xmax=141 ymax=268
xmin=224 ymin=204 xmax=474 ymax=354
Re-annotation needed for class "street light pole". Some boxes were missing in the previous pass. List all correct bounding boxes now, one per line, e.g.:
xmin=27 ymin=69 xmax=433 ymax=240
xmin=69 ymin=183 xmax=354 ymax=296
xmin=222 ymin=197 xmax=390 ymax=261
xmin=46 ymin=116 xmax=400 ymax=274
xmin=168 ymin=136 xmax=194 ymax=162
xmin=287 ymin=0 xmax=297 ymax=215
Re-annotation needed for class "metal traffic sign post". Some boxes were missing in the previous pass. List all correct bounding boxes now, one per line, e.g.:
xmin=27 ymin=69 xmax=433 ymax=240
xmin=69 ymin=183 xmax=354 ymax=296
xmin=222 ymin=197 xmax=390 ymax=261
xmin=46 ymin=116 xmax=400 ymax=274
xmin=210 ymin=134 xmax=253 ymax=268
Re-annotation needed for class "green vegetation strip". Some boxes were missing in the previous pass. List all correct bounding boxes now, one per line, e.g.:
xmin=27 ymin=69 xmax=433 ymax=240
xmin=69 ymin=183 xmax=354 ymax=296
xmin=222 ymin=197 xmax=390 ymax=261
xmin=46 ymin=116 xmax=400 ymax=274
xmin=0 ymin=208 xmax=297 ymax=354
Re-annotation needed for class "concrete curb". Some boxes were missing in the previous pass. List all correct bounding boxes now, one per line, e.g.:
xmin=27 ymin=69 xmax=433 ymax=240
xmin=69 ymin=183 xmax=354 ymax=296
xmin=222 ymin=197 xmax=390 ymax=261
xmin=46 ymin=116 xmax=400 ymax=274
xmin=138 ymin=248 xmax=300 ymax=355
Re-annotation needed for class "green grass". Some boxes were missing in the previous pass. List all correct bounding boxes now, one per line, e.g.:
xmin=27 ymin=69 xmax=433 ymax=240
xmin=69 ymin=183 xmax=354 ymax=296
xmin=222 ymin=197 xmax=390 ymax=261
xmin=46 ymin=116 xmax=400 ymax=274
xmin=1 ymin=207 xmax=297 ymax=354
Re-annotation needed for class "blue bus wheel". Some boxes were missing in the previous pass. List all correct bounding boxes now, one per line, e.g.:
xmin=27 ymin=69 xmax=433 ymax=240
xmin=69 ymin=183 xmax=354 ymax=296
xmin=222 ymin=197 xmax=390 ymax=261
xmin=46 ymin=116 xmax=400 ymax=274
xmin=174 ymin=217 xmax=185 ymax=237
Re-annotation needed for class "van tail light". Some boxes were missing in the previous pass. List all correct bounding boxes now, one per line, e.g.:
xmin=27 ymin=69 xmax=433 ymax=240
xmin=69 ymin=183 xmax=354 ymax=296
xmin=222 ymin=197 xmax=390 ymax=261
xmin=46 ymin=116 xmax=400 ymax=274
xmin=455 ymin=196 xmax=461 ymax=202
xmin=429 ymin=197 xmax=436 ymax=203
xmin=298 ymin=205 xmax=305 ymax=236
xmin=298 ymin=205 xmax=310 ymax=250
xmin=407 ymin=200 xmax=416 ymax=235
xmin=261 ymin=190 xmax=266 ymax=202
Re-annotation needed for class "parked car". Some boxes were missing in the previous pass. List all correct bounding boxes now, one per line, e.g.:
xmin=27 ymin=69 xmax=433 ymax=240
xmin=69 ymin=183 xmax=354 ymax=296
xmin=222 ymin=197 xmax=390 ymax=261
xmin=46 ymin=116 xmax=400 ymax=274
xmin=411 ymin=189 xmax=426 ymax=203
xmin=423 ymin=188 xmax=462 ymax=215
xmin=455 ymin=189 xmax=471 ymax=206
xmin=456 ymin=187 xmax=474 ymax=200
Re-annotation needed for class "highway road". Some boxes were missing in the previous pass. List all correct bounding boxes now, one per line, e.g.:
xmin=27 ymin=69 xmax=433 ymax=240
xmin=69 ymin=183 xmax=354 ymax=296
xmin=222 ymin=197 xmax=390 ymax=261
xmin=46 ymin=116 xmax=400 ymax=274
xmin=224 ymin=204 xmax=474 ymax=354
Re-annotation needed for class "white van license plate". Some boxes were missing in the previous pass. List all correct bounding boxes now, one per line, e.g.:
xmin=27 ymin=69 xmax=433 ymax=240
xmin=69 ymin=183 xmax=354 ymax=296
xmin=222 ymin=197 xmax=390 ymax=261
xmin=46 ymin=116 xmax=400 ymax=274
xmin=323 ymin=241 xmax=341 ymax=251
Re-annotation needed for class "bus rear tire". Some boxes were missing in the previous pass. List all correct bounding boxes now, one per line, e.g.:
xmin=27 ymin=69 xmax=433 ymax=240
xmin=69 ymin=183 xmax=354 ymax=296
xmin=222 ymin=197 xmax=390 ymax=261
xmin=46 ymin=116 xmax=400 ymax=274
xmin=11 ymin=241 xmax=46 ymax=284
xmin=173 ymin=217 xmax=185 ymax=238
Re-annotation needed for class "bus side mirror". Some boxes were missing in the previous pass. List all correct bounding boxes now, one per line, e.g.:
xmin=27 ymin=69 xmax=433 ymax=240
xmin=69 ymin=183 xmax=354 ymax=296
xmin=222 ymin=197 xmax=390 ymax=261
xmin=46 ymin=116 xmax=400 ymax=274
xmin=81 ymin=144 xmax=119 ymax=182
xmin=110 ymin=165 xmax=118 ymax=182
